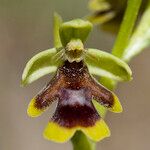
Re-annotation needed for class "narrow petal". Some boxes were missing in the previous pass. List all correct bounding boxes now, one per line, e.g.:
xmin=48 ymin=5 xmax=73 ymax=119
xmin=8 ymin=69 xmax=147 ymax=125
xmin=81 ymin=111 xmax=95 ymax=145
xmin=43 ymin=122 xmax=76 ymax=143
xmin=81 ymin=119 xmax=110 ymax=142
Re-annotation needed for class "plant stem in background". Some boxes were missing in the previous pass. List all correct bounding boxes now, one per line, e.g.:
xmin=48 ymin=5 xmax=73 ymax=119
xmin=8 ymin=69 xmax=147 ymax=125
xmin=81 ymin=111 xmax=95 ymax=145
xmin=122 ymin=0 xmax=150 ymax=62
xmin=112 ymin=0 xmax=142 ymax=58
xmin=101 ymin=0 xmax=142 ymax=90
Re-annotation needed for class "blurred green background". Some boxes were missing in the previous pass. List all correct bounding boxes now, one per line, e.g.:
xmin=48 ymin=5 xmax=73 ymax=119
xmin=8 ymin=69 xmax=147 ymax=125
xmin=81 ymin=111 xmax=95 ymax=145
xmin=0 ymin=0 xmax=150 ymax=150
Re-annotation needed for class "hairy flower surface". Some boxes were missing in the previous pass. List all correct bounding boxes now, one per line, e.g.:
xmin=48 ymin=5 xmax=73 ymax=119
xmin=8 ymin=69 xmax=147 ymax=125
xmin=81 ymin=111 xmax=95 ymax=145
xmin=28 ymin=60 xmax=122 ymax=142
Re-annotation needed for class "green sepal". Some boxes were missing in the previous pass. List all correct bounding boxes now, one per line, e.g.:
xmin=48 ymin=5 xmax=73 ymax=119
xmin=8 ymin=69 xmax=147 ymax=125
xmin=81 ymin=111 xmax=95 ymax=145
xmin=85 ymin=48 xmax=132 ymax=81
xmin=100 ymin=77 xmax=117 ymax=91
xmin=53 ymin=12 xmax=63 ymax=48
xmin=21 ymin=48 xmax=63 ymax=86
xmin=59 ymin=19 xmax=92 ymax=46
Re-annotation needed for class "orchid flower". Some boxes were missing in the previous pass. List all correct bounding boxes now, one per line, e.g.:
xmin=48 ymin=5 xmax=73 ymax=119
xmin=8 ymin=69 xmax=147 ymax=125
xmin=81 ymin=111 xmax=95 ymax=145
xmin=22 ymin=19 xmax=132 ymax=143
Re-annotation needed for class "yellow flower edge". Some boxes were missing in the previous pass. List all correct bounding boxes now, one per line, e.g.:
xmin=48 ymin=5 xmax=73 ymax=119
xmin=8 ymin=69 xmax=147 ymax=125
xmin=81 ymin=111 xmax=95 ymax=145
xmin=43 ymin=119 xmax=110 ymax=143
xmin=27 ymin=98 xmax=47 ymax=117
xmin=108 ymin=93 xmax=123 ymax=113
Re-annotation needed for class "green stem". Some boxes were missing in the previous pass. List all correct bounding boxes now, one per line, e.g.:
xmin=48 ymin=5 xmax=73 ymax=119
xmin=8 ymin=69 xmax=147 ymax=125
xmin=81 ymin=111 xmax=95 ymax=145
xmin=101 ymin=0 xmax=142 ymax=89
xmin=112 ymin=0 xmax=142 ymax=58
xmin=71 ymin=131 xmax=96 ymax=150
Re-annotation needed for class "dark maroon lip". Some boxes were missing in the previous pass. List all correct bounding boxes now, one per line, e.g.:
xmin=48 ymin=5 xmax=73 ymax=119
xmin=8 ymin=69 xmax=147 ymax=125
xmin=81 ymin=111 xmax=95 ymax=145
xmin=34 ymin=60 xmax=115 ymax=128
xmin=52 ymin=98 xmax=100 ymax=128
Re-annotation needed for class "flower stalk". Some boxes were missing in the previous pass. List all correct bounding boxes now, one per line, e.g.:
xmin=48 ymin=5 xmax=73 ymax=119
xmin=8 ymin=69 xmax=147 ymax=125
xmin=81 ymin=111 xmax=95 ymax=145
xmin=71 ymin=131 xmax=96 ymax=150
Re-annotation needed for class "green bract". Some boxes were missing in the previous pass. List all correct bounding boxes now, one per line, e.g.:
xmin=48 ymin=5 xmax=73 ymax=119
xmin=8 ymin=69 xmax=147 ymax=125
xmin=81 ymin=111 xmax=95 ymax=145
xmin=22 ymin=48 xmax=63 ymax=86
xmin=59 ymin=19 xmax=92 ymax=46
xmin=85 ymin=48 xmax=132 ymax=81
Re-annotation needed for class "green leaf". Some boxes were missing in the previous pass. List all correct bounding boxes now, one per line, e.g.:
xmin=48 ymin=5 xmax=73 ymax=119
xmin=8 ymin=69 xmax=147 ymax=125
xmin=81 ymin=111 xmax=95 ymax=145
xmin=85 ymin=48 xmax=132 ymax=81
xmin=22 ymin=48 xmax=63 ymax=86
xmin=59 ymin=19 xmax=92 ymax=46
xmin=122 ymin=1 xmax=150 ymax=62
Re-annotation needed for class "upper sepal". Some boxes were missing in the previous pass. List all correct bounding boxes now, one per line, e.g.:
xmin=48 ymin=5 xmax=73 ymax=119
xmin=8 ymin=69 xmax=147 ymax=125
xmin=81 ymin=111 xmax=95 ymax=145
xmin=59 ymin=19 xmax=92 ymax=46
xmin=21 ymin=48 xmax=63 ymax=86
xmin=85 ymin=48 xmax=132 ymax=81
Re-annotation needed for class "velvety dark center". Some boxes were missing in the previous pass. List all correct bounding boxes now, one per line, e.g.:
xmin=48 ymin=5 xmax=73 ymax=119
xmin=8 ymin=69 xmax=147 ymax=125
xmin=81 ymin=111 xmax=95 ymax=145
xmin=52 ymin=88 xmax=100 ymax=128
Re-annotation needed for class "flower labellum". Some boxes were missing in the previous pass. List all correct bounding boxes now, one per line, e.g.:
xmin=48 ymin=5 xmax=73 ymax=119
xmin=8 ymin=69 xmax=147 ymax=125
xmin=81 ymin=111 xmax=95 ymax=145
xmin=28 ymin=60 xmax=122 ymax=142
